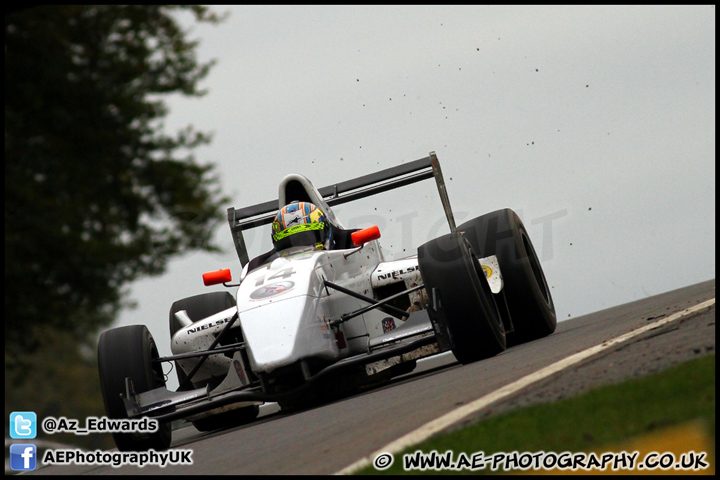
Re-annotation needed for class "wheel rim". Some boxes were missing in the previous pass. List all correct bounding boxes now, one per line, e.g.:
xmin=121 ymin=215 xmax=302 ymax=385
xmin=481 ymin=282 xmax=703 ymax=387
xmin=470 ymin=249 xmax=504 ymax=331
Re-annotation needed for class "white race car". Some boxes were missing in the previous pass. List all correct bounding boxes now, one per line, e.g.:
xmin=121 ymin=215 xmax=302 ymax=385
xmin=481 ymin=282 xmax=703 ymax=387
xmin=97 ymin=152 xmax=556 ymax=451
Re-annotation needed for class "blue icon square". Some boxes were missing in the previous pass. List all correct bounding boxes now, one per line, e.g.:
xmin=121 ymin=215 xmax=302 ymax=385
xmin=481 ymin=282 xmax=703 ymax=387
xmin=10 ymin=411 xmax=37 ymax=439
xmin=10 ymin=443 xmax=37 ymax=471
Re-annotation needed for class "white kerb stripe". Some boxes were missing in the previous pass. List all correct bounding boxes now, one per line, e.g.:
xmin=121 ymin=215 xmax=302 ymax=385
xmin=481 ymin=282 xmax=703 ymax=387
xmin=335 ymin=297 xmax=715 ymax=475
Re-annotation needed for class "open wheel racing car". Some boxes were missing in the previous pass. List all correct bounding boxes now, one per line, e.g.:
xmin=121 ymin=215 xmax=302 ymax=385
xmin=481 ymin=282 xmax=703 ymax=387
xmin=97 ymin=152 xmax=557 ymax=451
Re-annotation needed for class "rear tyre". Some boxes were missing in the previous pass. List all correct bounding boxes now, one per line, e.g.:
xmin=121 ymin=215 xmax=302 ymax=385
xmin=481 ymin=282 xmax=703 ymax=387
xmin=457 ymin=208 xmax=556 ymax=345
xmin=169 ymin=292 xmax=258 ymax=429
xmin=418 ymin=232 xmax=506 ymax=364
xmin=277 ymin=389 xmax=320 ymax=413
xmin=169 ymin=292 xmax=236 ymax=390
xmin=191 ymin=405 xmax=260 ymax=432
xmin=97 ymin=325 xmax=172 ymax=451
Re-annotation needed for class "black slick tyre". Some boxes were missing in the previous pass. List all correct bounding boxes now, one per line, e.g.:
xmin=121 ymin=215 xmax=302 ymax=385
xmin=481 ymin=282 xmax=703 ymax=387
xmin=169 ymin=291 xmax=236 ymax=390
xmin=97 ymin=325 xmax=172 ymax=451
xmin=191 ymin=405 xmax=260 ymax=432
xmin=169 ymin=292 xmax=258 ymax=429
xmin=457 ymin=208 xmax=556 ymax=345
xmin=418 ymin=232 xmax=506 ymax=364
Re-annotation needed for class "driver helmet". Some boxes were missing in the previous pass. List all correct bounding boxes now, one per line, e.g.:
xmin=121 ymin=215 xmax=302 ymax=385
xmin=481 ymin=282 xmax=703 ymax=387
xmin=271 ymin=201 xmax=332 ymax=251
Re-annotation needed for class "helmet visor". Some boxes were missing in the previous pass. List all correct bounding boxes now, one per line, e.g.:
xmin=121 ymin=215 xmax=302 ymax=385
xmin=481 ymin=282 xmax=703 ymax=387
xmin=272 ymin=222 xmax=327 ymax=250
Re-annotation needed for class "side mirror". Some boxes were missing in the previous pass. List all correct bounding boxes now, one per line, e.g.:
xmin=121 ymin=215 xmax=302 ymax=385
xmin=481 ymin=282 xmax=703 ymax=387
xmin=202 ymin=268 xmax=232 ymax=286
xmin=351 ymin=225 xmax=381 ymax=246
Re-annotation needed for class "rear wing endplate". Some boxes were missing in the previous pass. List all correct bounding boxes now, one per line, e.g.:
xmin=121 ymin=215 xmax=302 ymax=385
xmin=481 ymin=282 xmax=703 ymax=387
xmin=227 ymin=151 xmax=456 ymax=266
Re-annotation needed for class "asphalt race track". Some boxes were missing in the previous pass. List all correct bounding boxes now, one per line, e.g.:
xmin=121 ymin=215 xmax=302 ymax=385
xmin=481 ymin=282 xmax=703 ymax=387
xmin=29 ymin=279 xmax=715 ymax=475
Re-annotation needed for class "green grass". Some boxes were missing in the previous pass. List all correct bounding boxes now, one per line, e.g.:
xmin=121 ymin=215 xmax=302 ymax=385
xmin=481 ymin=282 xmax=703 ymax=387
xmin=356 ymin=354 xmax=715 ymax=475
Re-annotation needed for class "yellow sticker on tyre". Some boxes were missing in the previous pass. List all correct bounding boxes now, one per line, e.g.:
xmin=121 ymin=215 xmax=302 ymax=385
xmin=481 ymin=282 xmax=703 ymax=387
xmin=482 ymin=265 xmax=493 ymax=278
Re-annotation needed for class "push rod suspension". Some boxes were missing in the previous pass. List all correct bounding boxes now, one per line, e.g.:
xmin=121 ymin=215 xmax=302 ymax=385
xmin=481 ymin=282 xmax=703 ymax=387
xmin=323 ymin=280 xmax=408 ymax=319
xmin=324 ymin=280 xmax=425 ymax=326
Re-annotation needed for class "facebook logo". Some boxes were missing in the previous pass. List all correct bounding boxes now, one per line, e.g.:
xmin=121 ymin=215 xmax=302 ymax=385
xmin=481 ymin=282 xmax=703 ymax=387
xmin=10 ymin=444 xmax=37 ymax=471
xmin=10 ymin=411 xmax=37 ymax=439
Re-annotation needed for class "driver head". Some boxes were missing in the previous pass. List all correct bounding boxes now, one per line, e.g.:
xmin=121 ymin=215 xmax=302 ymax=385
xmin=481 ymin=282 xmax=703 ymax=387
xmin=271 ymin=201 xmax=332 ymax=251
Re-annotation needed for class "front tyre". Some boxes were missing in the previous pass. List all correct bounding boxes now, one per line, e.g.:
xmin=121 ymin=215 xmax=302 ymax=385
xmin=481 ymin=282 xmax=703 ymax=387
xmin=97 ymin=325 xmax=172 ymax=451
xmin=457 ymin=208 xmax=556 ymax=344
xmin=418 ymin=232 xmax=506 ymax=364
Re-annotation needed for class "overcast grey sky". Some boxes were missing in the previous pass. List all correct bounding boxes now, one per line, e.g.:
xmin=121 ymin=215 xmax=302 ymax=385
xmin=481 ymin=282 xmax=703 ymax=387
xmin=115 ymin=6 xmax=715 ymax=383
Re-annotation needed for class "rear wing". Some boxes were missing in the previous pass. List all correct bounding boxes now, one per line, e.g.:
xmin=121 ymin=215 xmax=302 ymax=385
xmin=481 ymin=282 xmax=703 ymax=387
xmin=227 ymin=151 xmax=456 ymax=266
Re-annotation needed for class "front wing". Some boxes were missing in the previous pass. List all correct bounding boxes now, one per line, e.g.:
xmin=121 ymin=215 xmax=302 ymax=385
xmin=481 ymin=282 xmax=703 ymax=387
xmin=124 ymin=327 xmax=440 ymax=423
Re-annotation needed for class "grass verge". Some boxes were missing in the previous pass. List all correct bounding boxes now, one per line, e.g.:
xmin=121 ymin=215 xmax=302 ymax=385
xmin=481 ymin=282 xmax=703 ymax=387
xmin=356 ymin=354 xmax=715 ymax=475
